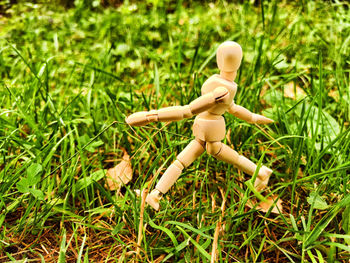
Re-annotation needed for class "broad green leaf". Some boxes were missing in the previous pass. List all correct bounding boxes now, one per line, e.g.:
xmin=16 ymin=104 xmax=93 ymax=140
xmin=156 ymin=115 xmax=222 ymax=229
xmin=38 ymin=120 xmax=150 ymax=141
xmin=29 ymin=189 xmax=44 ymax=200
xmin=27 ymin=173 xmax=41 ymax=186
xmin=79 ymin=134 xmax=104 ymax=152
xmin=27 ymin=163 xmax=42 ymax=185
xmin=17 ymin=163 xmax=43 ymax=193
xmin=27 ymin=163 xmax=43 ymax=176
xmin=307 ymin=192 xmax=329 ymax=210
xmin=16 ymin=178 xmax=30 ymax=193
xmin=75 ymin=169 xmax=105 ymax=192
xmin=85 ymin=140 xmax=104 ymax=152
xmin=300 ymin=105 xmax=340 ymax=151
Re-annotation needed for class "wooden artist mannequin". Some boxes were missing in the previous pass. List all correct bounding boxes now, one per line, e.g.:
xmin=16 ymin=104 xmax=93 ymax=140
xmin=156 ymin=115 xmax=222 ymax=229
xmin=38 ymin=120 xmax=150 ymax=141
xmin=126 ymin=41 xmax=274 ymax=210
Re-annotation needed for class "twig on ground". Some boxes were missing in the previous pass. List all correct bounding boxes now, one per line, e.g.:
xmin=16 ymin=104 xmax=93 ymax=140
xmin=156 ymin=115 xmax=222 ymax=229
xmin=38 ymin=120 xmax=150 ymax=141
xmin=136 ymin=188 xmax=148 ymax=260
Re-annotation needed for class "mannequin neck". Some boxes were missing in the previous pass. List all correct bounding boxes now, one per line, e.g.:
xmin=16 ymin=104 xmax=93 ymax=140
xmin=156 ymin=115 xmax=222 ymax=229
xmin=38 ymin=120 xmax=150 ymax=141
xmin=220 ymin=71 xmax=236 ymax=82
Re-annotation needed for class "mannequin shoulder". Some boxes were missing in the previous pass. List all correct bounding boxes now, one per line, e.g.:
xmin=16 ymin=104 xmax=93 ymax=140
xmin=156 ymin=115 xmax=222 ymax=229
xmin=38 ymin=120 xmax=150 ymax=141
xmin=201 ymin=74 xmax=237 ymax=95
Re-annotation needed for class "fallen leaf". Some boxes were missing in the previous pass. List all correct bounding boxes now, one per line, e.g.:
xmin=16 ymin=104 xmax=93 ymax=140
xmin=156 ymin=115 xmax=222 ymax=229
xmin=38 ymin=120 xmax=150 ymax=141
xmin=283 ymin=82 xmax=306 ymax=100
xmin=328 ymin=89 xmax=339 ymax=102
xmin=259 ymin=84 xmax=269 ymax=97
xmin=106 ymin=150 xmax=133 ymax=191
xmin=246 ymin=195 xmax=283 ymax=214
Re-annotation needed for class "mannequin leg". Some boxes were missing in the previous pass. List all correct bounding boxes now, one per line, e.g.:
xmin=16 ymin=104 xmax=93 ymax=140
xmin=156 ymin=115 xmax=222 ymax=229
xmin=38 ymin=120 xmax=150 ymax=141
xmin=206 ymin=142 xmax=272 ymax=191
xmin=146 ymin=139 xmax=205 ymax=210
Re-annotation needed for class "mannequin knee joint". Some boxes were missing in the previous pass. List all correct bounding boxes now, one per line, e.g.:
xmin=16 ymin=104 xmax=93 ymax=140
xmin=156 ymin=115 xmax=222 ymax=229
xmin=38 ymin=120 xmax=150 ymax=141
xmin=206 ymin=142 xmax=222 ymax=156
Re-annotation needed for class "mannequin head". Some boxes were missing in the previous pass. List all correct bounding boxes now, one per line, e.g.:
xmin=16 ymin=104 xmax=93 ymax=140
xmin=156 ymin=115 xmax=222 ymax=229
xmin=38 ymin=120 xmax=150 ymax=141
xmin=216 ymin=41 xmax=243 ymax=73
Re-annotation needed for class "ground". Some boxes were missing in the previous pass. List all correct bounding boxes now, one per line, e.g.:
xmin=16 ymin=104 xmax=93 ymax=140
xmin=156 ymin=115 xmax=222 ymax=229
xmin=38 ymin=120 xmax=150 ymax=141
xmin=0 ymin=1 xmax=350 ymax=262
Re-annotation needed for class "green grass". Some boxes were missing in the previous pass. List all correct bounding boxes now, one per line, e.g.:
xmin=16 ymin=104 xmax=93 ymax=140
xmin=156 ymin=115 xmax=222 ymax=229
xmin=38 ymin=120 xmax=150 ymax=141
xmin=0 ymin=0 xmax=350 ymax=261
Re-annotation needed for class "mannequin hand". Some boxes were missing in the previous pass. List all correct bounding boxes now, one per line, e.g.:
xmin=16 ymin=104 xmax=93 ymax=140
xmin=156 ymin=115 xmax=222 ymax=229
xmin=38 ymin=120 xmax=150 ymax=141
xmin=213 ymin=86 xmax=230 ymax=104
xmin=126 ymin=111 xmax=158 ymax=126
xmin=251 ymin=114 xmax=274 ymax=124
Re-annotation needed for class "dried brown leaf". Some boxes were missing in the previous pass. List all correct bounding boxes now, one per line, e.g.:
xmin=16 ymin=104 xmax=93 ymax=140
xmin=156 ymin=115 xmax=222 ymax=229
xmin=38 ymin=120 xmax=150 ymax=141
xmin=284 ymin=82 xmax=306 ymax=100
xmin=246 ymin=195 xmax=283 ymax=214
xmin=106 ymin=151 xmax=132 ymax=191
xmin=328 ymin=89 xmax=339 ymax=102
xmin=260 ymin=84 xmax=269 ymax=97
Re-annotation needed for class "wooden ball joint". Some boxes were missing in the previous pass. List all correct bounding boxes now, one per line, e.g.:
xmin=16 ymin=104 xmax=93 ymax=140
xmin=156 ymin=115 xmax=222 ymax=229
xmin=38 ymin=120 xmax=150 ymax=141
xmin=126 ymin=41 xmax=274 ymax=211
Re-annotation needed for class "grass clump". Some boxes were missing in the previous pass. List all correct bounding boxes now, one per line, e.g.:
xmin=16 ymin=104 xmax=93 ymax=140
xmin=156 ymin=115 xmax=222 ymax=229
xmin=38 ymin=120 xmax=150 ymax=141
xmin=0 ymin=0 xmax=349 ymax=261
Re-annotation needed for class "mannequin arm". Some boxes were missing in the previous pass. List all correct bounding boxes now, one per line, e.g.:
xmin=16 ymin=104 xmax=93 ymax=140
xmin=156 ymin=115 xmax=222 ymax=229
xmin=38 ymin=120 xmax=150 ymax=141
xmin=228 ymin=102 xmax=273 ymax=124
xmin=126 ymin=87 xmax=230 ymax=126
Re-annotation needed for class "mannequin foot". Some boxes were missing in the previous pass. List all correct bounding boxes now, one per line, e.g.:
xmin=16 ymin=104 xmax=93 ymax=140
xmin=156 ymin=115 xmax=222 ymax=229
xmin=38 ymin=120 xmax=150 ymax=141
xmin=255 ymin=166 xmax=272 ymax=192
xmin=145 ymin=189 xmax=162 ymax=211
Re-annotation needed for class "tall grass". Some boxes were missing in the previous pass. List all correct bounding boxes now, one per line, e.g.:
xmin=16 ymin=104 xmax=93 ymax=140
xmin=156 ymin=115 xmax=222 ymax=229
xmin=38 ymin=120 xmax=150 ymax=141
xmin=0 ymin=0 xmax=349 ymax=261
